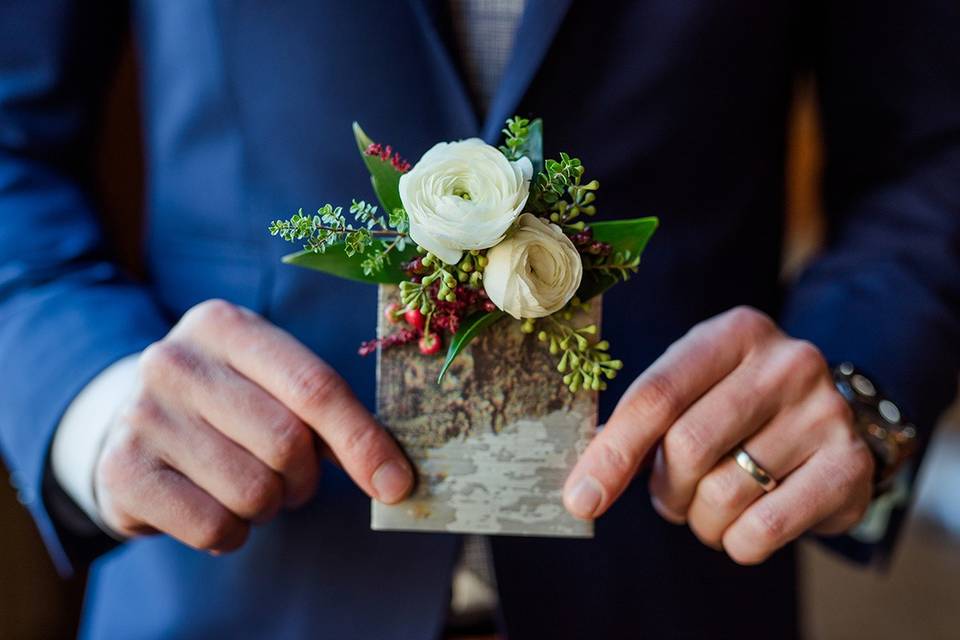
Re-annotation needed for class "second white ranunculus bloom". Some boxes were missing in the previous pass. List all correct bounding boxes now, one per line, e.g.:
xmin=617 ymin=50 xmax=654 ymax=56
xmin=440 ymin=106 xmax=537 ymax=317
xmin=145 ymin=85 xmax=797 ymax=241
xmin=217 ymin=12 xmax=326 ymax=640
xmin=399 ymin=138 xmax=533 ymax=265
xmin=483 ymin=213 xmax=583 ymax=319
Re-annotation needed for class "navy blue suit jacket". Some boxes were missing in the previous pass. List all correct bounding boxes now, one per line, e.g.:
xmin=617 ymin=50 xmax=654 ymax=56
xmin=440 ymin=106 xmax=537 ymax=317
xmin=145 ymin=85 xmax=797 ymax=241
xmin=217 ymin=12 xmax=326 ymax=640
xmin=1 ymin=1 xmax=958 ymax=638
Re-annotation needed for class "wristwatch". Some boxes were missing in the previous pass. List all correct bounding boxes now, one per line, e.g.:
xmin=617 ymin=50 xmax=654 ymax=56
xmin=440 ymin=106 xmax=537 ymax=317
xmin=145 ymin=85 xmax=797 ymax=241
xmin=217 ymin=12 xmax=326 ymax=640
xmin=832 ymin=362 xmax=918 ymax=488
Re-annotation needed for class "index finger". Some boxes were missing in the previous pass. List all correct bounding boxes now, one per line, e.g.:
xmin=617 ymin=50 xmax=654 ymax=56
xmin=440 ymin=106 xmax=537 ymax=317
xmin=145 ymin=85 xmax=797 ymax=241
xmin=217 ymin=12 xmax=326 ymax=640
xmin=180 ymin=300 xmax=414 ymax=504
xmin=563 ymin=307 xmax=772 ymax=519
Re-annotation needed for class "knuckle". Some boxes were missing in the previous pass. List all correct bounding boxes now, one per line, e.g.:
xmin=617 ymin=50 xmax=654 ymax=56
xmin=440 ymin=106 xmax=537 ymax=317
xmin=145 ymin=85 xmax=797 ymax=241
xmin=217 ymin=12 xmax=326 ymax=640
xmin=726 ymin=306 xmax=774 ymax=339
xmin=633 ymin=371 xmax=683 ymax=422
xmin=785 ymin=339 xmax=827 ymax=378
xmin=139 ymin=340 xmax=195 ymax=382
xmin=664 ymin=425 xmax=710 ymax=470
xmin=195 ymin=514 xmax=243 ymax=550
xmin=339 ymin=423 xmax=385 ymax=468
xmin=696 ymin=472 xmax=743 ymax=512
xmin=596 ymin=435 xmax=635 ymax=479
xmin=97 ymin=427 xmax=151 ymax=493
xmin=745 ymin=503 xmax=788 ymax=549
xmin=185 ymin=298 xmax=243 ymax=330
xmin=289 ymin=363 xmax=344 ymax=412
xmin=267 ymin=417 xmax=311 ymax=471
xmin=238 ymin=472 xmax=282 ymax=519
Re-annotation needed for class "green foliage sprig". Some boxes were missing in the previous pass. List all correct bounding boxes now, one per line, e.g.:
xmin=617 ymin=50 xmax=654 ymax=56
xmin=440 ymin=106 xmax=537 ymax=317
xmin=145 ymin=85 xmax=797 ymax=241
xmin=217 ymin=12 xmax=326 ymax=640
xmin=528 ymin=153 xmax=600 ymax=226
xmin=521 ymin=299 xmax=623 ymax=392
xmin=585 ymin=248 xmax=641 ymax=282
xmin=499 ymin=116 xmax=531 ymax=161
xmin=268 ymin=199 xmax=409 ymax=277
xmin=399 ymin=252 xmax=458 ymax=315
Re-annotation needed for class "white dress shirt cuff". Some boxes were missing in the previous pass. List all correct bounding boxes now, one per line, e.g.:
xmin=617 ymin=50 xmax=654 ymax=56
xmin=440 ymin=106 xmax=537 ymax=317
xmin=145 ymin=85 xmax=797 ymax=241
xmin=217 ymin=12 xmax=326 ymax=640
xmin=50 ymin=353 xmax=140 ymax=531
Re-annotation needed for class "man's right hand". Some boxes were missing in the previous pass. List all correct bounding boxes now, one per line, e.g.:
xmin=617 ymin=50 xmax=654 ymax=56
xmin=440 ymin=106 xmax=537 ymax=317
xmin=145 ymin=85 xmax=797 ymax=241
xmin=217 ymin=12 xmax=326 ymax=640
xmin=95 ymin=299 xmax=413 ymax=553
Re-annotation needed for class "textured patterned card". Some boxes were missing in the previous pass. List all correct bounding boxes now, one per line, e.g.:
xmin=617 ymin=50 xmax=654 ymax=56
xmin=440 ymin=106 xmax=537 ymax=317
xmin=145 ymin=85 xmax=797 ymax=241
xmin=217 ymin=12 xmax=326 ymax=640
xmin=372 ymin=285 xmax=598 ymax=538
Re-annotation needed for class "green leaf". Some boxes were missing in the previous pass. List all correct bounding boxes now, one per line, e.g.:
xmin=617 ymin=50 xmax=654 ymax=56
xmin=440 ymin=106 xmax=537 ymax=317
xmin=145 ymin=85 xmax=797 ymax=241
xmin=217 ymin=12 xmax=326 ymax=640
xmin=517 ymin=118 xmax=544 ymax=176
xmin=282 ymin=242 xmax=417 ymax=285
xmin=437 ymin=310 xmax=507 ymax=383
xmin=576 ymin=217 xmax=659 ymax=301
xmin=353 ymin=122 xmax=405 ymax=217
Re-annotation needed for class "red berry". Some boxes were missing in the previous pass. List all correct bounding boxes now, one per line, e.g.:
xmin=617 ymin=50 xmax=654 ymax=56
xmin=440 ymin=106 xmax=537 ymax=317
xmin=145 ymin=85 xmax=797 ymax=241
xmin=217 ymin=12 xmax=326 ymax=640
xmin=418 ymin=332 xmax=441 ymax=356
xmin=404 ymin=309 xmax=425 ymax=331
xmin=384 ymin=302 xmax=403 ymax=324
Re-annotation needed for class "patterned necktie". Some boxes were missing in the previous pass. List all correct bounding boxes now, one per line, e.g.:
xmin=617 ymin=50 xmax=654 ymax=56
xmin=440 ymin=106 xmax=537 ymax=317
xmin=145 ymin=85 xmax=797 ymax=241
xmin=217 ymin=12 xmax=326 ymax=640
xmin=449 ymin=0 xmax=526 ymax=115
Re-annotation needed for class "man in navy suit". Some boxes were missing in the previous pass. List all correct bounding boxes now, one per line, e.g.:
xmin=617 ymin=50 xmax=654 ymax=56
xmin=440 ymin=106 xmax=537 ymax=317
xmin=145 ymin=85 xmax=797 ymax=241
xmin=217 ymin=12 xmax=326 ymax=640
xmin=1 ymin=1 xmax=958 ymax=638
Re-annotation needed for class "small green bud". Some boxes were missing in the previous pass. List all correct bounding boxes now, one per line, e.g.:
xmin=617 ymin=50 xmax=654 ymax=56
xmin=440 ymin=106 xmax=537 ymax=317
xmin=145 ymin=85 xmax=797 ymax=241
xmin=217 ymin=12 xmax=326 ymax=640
xmin=476 ymin=255 xmax=488 ymax=268
xmin=421 ymin=254 xmax=434 ymax=266
xmin=557 ymin=351 xmax=569 ymax=373
xmin=579 ymin=324 xmax=597 ymax=335
xmin=595 ymin=340 xmax=610 ymax=351
xmin=537 ymin=331 xmax=548 ymax=342
xmin=549 ymin=338 xmax=559 ymax=355
xmin=607 ymin=359 xmax=624 ymax=370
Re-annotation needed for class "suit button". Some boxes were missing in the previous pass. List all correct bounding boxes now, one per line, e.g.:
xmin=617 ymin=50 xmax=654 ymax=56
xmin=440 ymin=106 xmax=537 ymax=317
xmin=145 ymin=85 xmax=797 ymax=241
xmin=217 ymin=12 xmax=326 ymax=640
xmin=16 ymin=487 xmax=35 ymax=506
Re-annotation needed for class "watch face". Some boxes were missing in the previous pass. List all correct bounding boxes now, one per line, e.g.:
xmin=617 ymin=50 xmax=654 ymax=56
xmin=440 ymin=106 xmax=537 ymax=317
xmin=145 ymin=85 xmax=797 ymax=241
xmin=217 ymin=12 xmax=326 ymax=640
xmin=833 ymin=363 xmax=917 ymax=483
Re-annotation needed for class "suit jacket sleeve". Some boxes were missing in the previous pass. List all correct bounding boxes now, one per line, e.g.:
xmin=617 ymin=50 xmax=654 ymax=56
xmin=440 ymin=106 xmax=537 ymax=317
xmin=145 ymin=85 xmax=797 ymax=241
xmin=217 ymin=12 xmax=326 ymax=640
xmin=780 ymin=0 xmax=960 ymax=562
xmin=0 ymin=2 xmax=170 ymax=574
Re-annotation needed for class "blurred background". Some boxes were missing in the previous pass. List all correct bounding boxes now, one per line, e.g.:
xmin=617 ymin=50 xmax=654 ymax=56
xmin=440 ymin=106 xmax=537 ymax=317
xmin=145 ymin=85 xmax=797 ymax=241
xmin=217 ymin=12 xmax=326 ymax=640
xmin=1 ymin=36 xmax=958 ymax=640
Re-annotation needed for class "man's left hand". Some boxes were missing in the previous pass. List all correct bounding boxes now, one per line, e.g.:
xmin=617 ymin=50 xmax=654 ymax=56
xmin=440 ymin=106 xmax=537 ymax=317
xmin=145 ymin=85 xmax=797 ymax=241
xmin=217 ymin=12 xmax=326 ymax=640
xmin=563 ymin=306 xmax=875 ymax=564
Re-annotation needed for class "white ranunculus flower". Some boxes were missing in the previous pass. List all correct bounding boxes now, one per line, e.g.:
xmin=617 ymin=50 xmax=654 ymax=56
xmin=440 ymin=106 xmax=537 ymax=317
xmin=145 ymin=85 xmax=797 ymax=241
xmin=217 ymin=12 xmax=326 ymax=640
xmin=399 ymin=138 xmax=533 ymax=265
xmin=483 ymin=213 xmax=583 ymax=319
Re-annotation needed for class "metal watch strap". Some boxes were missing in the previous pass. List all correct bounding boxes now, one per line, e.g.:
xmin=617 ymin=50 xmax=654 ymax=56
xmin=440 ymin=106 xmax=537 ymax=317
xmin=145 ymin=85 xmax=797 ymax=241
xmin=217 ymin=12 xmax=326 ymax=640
xmin=832 ymin=362 xmax=918 ymax=487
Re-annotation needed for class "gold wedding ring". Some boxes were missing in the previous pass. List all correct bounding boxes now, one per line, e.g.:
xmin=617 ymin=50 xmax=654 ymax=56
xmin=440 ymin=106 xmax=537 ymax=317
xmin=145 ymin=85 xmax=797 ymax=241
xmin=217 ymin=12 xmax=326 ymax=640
xmin=732 ymin=447 xmax=778 ymax=492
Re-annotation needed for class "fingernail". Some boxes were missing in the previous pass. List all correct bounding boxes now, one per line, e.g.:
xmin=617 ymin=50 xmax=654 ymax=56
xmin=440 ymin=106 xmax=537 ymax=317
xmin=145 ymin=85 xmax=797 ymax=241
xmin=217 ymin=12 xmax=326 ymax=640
xmin=650 ymin=495 xmax=686 ymax=525
xmin=372 ymin=460 xmax=413 ymax=503
xmin=565 ymin=476 xmax=603 ymax=519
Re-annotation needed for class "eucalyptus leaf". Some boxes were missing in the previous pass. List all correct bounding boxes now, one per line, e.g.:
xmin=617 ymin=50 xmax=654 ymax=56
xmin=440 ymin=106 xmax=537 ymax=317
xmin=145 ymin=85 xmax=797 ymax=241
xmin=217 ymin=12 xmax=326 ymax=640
xmin=576 ymin=217 xmax=659 ymax=302
xmin=352 ymin=122 xmax=405 ymax=216
xmin=283 ymin=243 xmax=417 ymax=285
xmin=437 ymin=310 xmax=507 ymax=383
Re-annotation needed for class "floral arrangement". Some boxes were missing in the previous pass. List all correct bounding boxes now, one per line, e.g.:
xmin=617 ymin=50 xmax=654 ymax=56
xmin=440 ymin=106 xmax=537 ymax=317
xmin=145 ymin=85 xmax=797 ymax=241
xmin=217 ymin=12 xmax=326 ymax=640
xmin=269 ymin=117 xmax=657 ymax=392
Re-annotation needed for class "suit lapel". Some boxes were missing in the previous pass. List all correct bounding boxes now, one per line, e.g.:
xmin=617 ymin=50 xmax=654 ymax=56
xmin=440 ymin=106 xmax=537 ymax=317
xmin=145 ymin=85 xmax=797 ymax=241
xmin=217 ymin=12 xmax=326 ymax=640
xmin=481 ymin=0 xmax=574 ymax=141
xmin=408 ymin=0 xmax=573 ymax=142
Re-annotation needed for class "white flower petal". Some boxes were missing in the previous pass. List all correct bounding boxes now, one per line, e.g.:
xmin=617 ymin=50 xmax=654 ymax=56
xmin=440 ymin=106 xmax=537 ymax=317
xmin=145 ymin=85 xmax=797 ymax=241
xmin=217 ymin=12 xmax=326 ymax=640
xmin=483 ymin=213 xmax=583 ymax=319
